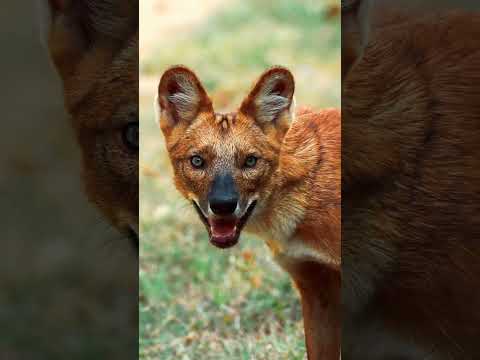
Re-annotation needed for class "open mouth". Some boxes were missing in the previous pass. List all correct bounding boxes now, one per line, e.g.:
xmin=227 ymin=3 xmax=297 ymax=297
xmin=193 ymin=201 xmax=257 ymax=249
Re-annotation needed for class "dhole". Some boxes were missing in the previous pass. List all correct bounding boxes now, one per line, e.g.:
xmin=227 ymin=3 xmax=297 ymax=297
xmin=38 ymin=0 xmax=139 ymax=247
xmin=156 ymin=66 xmax=341 ymax=359
xmin=343 ymin=2 xmax=480 ymax=358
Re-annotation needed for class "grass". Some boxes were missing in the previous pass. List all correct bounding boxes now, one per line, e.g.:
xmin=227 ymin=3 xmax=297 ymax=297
xmin=140 ymin=0 xmax=339 ymax=358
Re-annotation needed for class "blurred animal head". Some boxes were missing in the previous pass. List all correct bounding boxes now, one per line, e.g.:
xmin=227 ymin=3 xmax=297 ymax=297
xmin=38 ymin=0 xmax=139 ymax=247
xmin=156 ymin=66 xmax=295 ymax=248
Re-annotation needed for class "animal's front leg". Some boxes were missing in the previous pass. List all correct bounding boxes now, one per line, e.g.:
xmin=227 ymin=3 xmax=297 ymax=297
xmin=296 ymin=265 xmax=341 ymax=360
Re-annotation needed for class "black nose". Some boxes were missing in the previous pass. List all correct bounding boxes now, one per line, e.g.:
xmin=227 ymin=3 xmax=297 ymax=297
xmin=210 ymin=197 xmax=238 ymax=215
xmin=208 ymin=174 xmax=239 ymax=216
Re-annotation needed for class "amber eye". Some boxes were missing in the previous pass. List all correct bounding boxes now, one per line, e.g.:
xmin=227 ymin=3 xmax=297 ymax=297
xmin=122 ymin=122 xmax=138 ymax=151
xmin=190 ymin=155 xmax=205 ymax=169
xmin=244 ymin=155 xmax=258 ymax=168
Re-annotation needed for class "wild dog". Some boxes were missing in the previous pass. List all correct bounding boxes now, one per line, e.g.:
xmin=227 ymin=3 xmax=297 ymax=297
xmin=38 ymin=0 xmax=139 ymax=247
xmin=156 ymin=66 xmax=341 ymax=359
xmin=343 ymin=3 xmax=480 ymax=359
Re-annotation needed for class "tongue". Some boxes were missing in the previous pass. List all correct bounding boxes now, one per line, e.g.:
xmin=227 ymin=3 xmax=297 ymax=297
xmin=209 ymin=218 xmax=238 ymax=240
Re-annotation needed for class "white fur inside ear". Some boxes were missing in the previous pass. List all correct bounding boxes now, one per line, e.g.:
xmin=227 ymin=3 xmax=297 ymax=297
xmin=166 ymin=73 xmax=200 ymax=121
xmin=255 ymin=75 xmax=293 ymax=123
xmin=289 ymin=96 xmax=296 ymax=123
xmin=154 ymin=94 xmax=162 ymax=127
xmin=35 ymin=0 xmax=53 ymax=47
xmin=154 ymin=93 xmax=176 ymax=128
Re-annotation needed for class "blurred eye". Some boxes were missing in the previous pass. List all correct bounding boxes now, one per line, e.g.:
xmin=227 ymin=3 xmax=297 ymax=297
xmin=244 ymin=155 xmax=258 ymax=168
xmin=190 ymin=155 xmax=205 ymax=169
xmin=122 ymin=122 xmax=138 ymax=151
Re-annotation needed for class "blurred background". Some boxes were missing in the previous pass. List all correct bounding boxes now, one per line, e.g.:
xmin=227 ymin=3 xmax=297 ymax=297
xmin=139 ymin=0 xmax=340 ymax=359
xmin=0 ymin=2 xmax=137 ymax=359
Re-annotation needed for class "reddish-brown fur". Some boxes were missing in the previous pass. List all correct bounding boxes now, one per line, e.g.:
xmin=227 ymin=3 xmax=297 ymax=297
xmin=283 ymin=109 xmax=341 ymax=261
xmin=343 ymin=7 xmax=480 ymax=358
xmin=272 ymin=108 xmax=340 ymax=360
xmin=42 ymin=0 xmax=139 ymax=244
xmin=157 ymin=66 xmax=341 ymax=359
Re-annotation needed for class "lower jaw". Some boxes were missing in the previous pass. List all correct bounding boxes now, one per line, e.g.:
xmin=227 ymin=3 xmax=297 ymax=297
xmin=209 ymin=234 xmax=239 ymax=249
xmin=200 ymin=201 xmax=258 ymax=250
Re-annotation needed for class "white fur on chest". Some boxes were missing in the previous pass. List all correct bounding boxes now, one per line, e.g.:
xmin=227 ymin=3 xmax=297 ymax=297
xmin=272 ymin=236 xmax=336 ymax=269
xmin=248 ymin=222 xmax=333 ymax=268
xmin=246 ymin=193 xmax=337 ymax=267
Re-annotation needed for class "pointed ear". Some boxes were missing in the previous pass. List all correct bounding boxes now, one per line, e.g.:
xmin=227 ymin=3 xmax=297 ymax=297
xmin=37 ymin=0 xmax=137 ymax=79
xmin=239 ymin=67 xmax=295 ymax=128
xmin=342 ymin=0 xmax=373 ymax=78
xmin=37 ymin=0 xmax=89 ymax=78
xmin=157 ymin=66 xmax=213 ymax=133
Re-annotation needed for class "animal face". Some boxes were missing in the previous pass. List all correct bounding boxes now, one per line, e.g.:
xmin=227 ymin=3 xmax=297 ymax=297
xmin=73 ymin=38 xmax=139 ymax=245
xmin=41 ymin=0 xmax=139 ymax=246
xmin=157 ymin=66 xmax=295 ymax=248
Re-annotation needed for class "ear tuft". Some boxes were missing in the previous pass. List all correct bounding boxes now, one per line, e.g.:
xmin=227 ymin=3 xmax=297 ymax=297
xmin=240 ymin=67 xmax=295 ymax=125
xmin=157 ymin=66 xmax=212 ymax=130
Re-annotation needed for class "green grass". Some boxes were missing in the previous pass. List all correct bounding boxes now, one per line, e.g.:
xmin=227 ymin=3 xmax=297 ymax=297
xmin=140 ymin=0 xmax=339 ymax=358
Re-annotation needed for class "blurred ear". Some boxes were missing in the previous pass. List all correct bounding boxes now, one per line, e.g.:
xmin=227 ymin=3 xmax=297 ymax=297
xmin=239 ymin=67 xmax=295 ymax=128
xmin=342 ymin=0 xmax=373 ymax=78
xmin=37 ymin=0 xmax=137 ymax=79
xmin=37 ymin=0 xmax=89 ymax=77
xmin=157 ymin=66 xmax=213 ymax=133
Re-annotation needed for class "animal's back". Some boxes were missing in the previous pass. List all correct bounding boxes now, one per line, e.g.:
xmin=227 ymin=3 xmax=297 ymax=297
xmin=343 ymin=11 xmax=480 ymax=358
